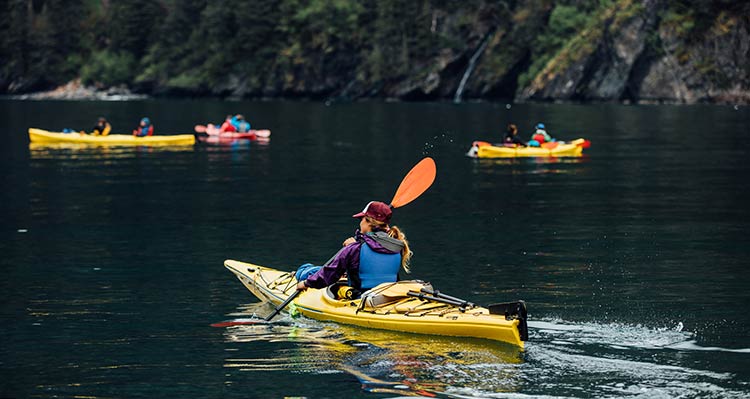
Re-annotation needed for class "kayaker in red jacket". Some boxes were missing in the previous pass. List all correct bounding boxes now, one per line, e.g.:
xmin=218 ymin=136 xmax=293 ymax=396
xmin=132 ymin=117 xmax=154 ymax=137
xmin=219 ymin=115 xmax=236 ymax=132
xmin=528 ymin=122 xmax=553 ymax=146
xmin=295 ymin=201 xmax=412 ymax=295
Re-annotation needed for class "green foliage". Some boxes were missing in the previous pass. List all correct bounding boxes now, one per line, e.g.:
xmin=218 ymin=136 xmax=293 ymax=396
xmin=0 ymin=0 xmax=744 ymax=98
xmin=517 ymin=0 xmax=648 ymax=89
xmin=80 ymin=50 xmax=137 ymax=86
xmin=661 ymin=8 xmax=695 ymax=37
xmin=108 ymin=0 xmax=165 ymax=58
xmin=540 ymin=5 xmax=591 ymax=53
xmin=165 ymin=72 xmax=204 ymax=90
xmin=0 ymin=0 xmax=85 ymax=89
xmin=291 ymin=0 xmax=364 ymax=38
xmin=519 ymin=3 xmax=595 ymax=88
xmin=0 ymin=1 xmax=29 ymax=80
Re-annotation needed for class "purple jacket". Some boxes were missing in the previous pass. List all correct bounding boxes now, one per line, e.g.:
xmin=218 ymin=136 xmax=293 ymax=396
xmin=304 ymin=230 xmax=402 ymax=290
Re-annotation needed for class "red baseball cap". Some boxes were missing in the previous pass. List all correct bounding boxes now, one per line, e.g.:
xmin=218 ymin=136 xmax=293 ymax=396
xmin=352 ymin=201 xmax=392 ymax=223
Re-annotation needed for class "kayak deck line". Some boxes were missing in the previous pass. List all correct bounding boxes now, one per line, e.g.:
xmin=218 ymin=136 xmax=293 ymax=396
xmin=223 ymin=259 xmax=527 ymax=348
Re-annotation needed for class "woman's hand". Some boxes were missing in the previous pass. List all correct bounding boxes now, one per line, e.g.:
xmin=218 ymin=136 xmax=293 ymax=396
xmin=342 ymin=237 xmax=356 ymax=246
xmin=296 ymin=281 xmax=308 ymax=291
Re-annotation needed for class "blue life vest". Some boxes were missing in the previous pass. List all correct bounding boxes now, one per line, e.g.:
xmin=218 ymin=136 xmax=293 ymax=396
xmin=357 ymin=244 xmax=401 ymax=290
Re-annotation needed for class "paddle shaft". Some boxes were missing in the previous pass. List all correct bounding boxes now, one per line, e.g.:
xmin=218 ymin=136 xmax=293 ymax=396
xmin=270 ymin=157 xmax=436 ymax=321
xmin=264 ymin=289 xmax=301 ymax=321
xmin=259 ymin=247 xmax=338 ymax=323
xmin=321 ymin=157 xmax=436 ymax=266
xmin=322 ymin=245 xmax=349 ymax=266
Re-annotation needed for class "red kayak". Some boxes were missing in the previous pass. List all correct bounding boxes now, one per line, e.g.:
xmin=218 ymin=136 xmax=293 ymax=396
xmin=194 ymin=124 xmax=271 ymax=140
xmin=195 ymin=135 xmax=252 ymax=146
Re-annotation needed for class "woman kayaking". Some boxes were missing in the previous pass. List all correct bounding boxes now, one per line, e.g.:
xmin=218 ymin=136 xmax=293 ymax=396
xmin=132 ymin=117 xmax=154 ymax=137
xmin=503 ymin=123 xmax=526 ymax=147
xmin=295 ymin=201 xmax=412 ymax=296
xmin=91 ymin=117 xmax=111 ymax=136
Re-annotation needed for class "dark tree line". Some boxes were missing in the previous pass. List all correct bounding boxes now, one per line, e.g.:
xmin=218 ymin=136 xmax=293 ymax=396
xmin=1 ymin=0 xmax=746 ymax=100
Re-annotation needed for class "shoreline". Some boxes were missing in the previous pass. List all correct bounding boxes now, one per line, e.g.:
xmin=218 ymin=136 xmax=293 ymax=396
xmin=4 ymin=80 xmax=746 ymax=107
xmin=6 ymin=79 xmax=147 ymax=101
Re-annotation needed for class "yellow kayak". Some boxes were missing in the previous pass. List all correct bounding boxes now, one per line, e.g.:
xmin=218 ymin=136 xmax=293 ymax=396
xmin=467 ymin=138 xmax=590 ymax=158
xmin=28 ymin=128 xmax=195 ymax=146
xmin=224 ymin=259 xmax=528 ymax=348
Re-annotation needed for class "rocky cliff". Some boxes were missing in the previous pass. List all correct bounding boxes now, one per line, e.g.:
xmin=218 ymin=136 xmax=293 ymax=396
xmin=2 ymin=0 xmax=748 ymax=104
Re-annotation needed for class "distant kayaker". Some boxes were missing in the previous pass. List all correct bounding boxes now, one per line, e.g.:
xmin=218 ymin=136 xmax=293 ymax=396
xmin=528 ymin=123 xmax=553 ymax=146
xmin=133 ymin=117 xmax=154 ymax=137
xmin=220 ymin=115 xmax=236 ymax=132
xmin=295 ymin=201 xmax=412 ymax=297
xmin=231 ymin=114 xmax=250 ymax=133
xmin=91 ymin=117 xmax=111 ymax=136
xmin=503 ymin=123 xmax=526 ymax=147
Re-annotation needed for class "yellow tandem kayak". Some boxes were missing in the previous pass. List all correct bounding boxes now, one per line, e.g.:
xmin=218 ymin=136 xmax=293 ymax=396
xmin=223 ymin=259 xmax=528 ymax=348
xmin=467 ymin=138 xmax=590 ymax=158
xmin=28 ymin=128 xmax=196 ymax=146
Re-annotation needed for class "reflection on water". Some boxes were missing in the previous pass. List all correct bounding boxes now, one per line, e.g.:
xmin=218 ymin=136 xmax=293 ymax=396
xmin=4 ymin=100 xmax=750 ymax=398
xmin=29 ymin=142 xmax=196 ymax=158
xmin=470 ymin=156 xmax=590 ymax=178
xmin=218 ymin=302 xmax=523 ymax=397
xmin=196 ymin=136 xmax=270 ymax=147
xmin=474 ymin=155 xmax=588 ymax=165
xmin=217 ymin=303 xmax=750 ymax=398
xmin=28 ymin=138 xmax=269 ymax=159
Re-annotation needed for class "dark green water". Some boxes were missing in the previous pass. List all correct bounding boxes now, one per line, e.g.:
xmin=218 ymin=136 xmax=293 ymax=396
xmin=1 ymin=99 xmax=749 ymax=398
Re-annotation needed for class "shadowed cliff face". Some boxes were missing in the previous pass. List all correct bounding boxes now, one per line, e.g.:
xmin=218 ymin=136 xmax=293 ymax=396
xmin=514 ymin=0 xmax=749 ymax=104
xmin=518 ymin=1 xmax=658 ymax=102
xmin=481 ymin=0 xmax=749 ymax=104
xmin=632 ymin=8 xmax=750 ymax=103
xmin=2 ymin=0 xmax=748 ymax=104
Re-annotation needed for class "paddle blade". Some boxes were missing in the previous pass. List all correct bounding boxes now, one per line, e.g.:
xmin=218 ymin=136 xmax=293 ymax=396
xmin=210 ymin=318 xmax=270 ymax=327
xmin=194 ymin=125 xmax=207 ymax=133
xmin=390 ymin=157 xmax=436 ymax=209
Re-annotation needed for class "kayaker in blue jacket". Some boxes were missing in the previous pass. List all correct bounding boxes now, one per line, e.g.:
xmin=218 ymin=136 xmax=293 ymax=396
xmin=132 ymin=117 xmax=154 ymax=137
xmin=295 ymin=201 xmax=412 ymax=295
xmin=230 ymin=114 xmax=250 ymax=133
xmin=528 ymin=123 xmax=553 ymax=146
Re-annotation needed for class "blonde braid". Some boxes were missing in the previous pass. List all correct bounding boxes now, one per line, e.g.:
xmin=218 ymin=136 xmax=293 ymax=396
xmin=388 ymin=225 xmax=412 ymax=273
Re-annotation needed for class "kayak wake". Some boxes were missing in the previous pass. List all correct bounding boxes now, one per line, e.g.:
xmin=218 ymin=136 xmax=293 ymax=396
xmin=529 ymin=318 xmax=750 ymax=353
xmin=216 ymin=310 xmax=749 ymax=397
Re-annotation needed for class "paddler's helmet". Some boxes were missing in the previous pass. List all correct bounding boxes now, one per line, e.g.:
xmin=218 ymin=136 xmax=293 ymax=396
xmin=141 ymin=117 xmax=151 ymax=125
xmin=536 ymin=123 xmax=545 ymax=129
xmin=352 ymin=201 xmax=392 ymax=224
